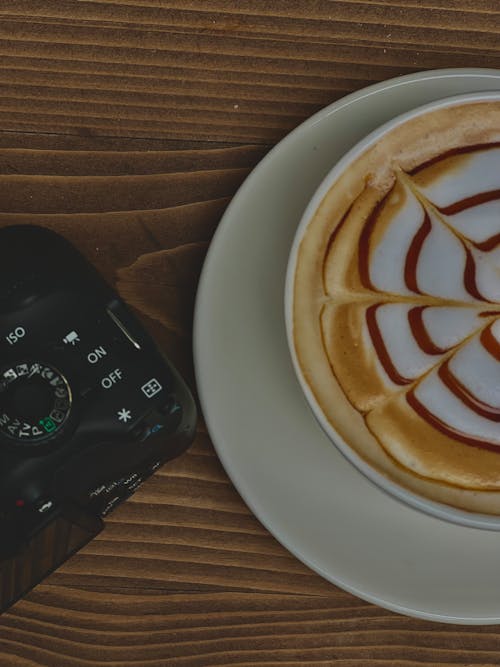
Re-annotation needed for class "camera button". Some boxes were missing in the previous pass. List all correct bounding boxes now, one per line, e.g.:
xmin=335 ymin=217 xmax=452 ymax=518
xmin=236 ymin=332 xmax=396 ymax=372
xmin=143 ymin=398 xmax=183 ymax=436
xmin=0 ymin=291 xmax=80 ymax=357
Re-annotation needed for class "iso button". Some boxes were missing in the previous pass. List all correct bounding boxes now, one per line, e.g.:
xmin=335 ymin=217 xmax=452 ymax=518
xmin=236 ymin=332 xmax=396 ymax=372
xmin=0 ymin=292 xmax=69 ymax=356
xmin=0 ymin=321 xmax=38 ymax=359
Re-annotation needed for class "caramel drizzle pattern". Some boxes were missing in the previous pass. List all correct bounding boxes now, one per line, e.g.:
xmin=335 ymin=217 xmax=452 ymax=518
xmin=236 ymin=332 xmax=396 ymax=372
xmin=437 ymin=189 xmax=500 ymax=255
xmin=463 ymin=243 xmax=486 ymax=301
xmin=438 ymin=357 xmax=500 ymax=422
xmin=365 ymin=304 xmax=412 ymax=386
xmin=354 ymin=143 xmax=500 ymax=451
xmin=481 ymin=323 xmax=500 ymax=361
xmin=408 ymin=142 xmax=500 ymax=175
xmin=358 ymin=190 xmax=392 ymax=291
xmin=406 ymin=389 xmax=500 ymax=453
xmin=369 ymin=306 xmax=500 ymax=443
xmin=358 ymin=197 xmax=497 ymax=303
xmin=407 ymin=306 xmax=448 ymax=355
xmin=404 ymin=212 xmax=431 ymax=294
xmin=439 ymin=188 xmax=500 ymax=217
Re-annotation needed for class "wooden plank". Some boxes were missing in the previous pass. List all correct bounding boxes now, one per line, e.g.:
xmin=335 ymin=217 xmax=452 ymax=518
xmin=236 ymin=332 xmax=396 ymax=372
xmin=1 ymin=588 xmax=500 ymax=667
xmin=0 ymin=2 xmax=498 ymax=141
xmin=0 ymin=2 xmax=499 ymax=664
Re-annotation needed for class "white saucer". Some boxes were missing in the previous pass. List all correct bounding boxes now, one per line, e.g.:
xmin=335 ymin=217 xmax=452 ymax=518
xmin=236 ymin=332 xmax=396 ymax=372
xmin=193 ymin=69 xmax=500 ymax=624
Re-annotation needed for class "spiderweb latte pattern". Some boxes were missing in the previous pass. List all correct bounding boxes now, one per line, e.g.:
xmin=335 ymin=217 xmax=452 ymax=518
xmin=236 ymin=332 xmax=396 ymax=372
xmin=319 ymin=144 xmax=500 ymax=486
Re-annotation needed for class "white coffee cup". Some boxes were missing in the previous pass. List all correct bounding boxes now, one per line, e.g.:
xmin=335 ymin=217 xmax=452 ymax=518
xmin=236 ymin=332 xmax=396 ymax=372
xmin=285 ymin=91 xmax=500 ymax=531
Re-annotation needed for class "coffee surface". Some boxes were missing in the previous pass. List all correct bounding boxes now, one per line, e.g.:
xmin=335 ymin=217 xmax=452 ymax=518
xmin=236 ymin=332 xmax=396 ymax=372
xmin=292 ymin=100 xmax=500 ymax=513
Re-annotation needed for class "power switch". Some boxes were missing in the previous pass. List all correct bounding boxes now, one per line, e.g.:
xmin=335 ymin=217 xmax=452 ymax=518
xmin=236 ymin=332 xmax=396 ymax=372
xmin=106 ymin=300 xmax=143 ymax=351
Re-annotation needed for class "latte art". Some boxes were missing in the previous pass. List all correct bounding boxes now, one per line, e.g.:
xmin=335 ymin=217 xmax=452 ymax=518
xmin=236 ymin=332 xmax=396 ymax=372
xmin=292 ymin=100 xmax=500 ymax=514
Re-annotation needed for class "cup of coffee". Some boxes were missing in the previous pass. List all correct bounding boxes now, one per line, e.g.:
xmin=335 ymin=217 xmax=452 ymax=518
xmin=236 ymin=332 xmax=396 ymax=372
xmin=285 ymin=91 xmax=500 ymax=529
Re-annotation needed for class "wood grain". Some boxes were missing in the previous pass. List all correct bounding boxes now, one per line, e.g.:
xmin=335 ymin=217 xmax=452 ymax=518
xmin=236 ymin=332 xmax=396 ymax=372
xmin=0 ymin=1 xmax=499 ymax=665
xmin=0 ymin=1 xmax=498 ymax=141
xmin=2 ymin=588 xmax=500 ymax=667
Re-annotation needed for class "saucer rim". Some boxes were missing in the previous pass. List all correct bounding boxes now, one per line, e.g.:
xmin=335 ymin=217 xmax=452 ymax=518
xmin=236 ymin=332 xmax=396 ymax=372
xmin=193 ymin=68 xmax=500 ymax=624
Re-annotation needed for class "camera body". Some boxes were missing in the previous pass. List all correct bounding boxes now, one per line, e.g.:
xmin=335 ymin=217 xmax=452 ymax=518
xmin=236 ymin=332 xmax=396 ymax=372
xmin=0 ymin=226 xmax=197 ymax=612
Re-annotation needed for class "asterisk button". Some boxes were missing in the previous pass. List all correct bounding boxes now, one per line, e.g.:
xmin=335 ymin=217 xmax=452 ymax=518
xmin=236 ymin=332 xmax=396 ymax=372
xmin=118 ymin=408 xmax=132 ymax=423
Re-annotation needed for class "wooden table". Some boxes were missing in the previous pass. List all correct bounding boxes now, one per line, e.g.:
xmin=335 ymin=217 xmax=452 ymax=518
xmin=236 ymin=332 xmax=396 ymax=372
xmin=0 ymin=2 xmax=499 ymax=665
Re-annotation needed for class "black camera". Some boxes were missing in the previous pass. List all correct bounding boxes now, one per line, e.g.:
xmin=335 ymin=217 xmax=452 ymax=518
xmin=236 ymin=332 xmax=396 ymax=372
xmin=0 ymin=225 xmax=197 ymax=613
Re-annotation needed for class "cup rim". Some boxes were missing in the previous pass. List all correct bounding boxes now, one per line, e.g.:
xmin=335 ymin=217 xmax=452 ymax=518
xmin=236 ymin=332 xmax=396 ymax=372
xmin=284 ymin=90 xmax=500 ymax=531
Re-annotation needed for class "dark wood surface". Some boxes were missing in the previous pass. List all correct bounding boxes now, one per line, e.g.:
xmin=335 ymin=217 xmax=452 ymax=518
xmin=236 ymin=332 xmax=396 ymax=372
xmin=0 ymin=2 xmax=500 ymax=665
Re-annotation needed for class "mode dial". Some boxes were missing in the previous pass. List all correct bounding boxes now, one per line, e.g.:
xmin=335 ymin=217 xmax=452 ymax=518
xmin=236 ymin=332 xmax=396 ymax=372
xmin=0 ymin=362 xmax=71 ymax=443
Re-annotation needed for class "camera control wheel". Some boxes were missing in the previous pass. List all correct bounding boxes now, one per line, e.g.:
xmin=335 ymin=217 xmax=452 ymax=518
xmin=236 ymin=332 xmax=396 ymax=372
xmin=0 ymin=362 xmax=72 ymax=443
